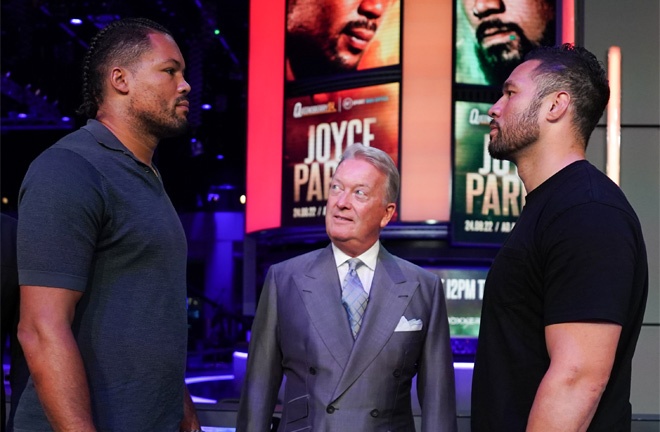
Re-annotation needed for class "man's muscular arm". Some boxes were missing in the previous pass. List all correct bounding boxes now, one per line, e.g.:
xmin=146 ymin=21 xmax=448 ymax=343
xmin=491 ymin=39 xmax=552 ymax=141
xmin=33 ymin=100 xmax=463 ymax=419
xmin=527 ymin=322 xmax=621 ymax=432
xmin=18 ymin=285 xmax=96 ymax=432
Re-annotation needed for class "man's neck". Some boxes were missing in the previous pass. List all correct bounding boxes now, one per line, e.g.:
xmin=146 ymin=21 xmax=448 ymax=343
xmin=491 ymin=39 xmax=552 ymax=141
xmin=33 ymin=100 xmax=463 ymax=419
xmin=516 ymin=153 xmax=584 ymax=193
xmin=514 ymin=134 xmax=586 ymax=193
xmin=96 ymin=115 xmax=158 ymax=166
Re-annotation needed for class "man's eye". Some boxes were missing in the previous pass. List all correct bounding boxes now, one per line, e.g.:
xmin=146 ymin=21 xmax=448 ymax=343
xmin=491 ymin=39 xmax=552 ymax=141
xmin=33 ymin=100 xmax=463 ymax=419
xmin=165 ymin=69 xmax=175 ymax=75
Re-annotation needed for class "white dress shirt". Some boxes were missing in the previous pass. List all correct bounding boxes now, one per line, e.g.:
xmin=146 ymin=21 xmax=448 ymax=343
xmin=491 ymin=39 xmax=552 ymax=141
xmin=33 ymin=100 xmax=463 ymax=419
xmin=331 ymin=241 xmax=379 ymax=295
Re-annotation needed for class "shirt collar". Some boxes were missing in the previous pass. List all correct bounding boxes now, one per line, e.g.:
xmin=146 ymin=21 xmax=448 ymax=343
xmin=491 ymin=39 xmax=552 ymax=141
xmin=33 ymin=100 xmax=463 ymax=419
xmin=82 ymin=119 xmax=128 ymax=153
xmin=82 ymin=119 xmax=154 ymax=170
xmin=331 ymin=240 xmax=380 ymax=271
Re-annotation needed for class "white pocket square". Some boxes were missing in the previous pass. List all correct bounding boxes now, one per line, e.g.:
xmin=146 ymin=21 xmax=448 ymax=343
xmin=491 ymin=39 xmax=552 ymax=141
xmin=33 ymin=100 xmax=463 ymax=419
xmin=394 ymin=316 xmax=423 ymax=332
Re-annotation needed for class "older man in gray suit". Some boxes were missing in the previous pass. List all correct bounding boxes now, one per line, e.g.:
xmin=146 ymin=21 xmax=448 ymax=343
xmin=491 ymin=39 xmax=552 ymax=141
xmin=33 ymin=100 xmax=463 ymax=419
xmin=237 ymin=144 xmax=457 ymax=431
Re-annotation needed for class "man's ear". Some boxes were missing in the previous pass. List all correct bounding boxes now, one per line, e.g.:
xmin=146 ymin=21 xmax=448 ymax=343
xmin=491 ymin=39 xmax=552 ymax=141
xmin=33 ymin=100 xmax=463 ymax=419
xmin=546 ymin=91 xmax=570 ymax=121
xmin=380 ymin=203 xmax=396 ymax=228
xmin=109 ymin=67 xmax=130 ymax=94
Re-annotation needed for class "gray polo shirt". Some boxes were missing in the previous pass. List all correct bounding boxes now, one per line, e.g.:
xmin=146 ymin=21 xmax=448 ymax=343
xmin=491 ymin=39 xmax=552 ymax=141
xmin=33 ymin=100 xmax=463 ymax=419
xmin=16 ymin=119 xmax=189 ymax=431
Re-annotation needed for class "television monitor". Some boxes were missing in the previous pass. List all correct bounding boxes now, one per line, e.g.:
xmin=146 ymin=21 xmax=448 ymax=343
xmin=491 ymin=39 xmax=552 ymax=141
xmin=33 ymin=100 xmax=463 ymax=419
xmin=451 ymin=100 xmax=525 ymax=246
xmin=426 ymin=265 xmax=490 ymax=358
xmin=454 ymin=0 xmax=557 ymax=86
xmin=246 ymin=0 xmax=456 ymax=233
xmin=281 ymin=82 xmax=400 ymax=227
xmin=284 ymin=0 xmax=401 ymax=82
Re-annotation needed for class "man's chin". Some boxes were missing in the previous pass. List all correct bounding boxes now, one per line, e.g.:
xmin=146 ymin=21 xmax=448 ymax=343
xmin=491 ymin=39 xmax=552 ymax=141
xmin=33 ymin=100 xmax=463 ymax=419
xmin=327 ymin=226 xmax=353 ymax=243
xmin=162 ymin=120 xmax=189 ymax=138
xmin=488 ymin=142 xmax=517 ymax=162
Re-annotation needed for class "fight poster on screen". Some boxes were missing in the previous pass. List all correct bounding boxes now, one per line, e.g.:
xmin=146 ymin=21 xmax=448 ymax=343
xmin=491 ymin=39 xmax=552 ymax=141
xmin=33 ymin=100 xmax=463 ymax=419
xmin=282 ymin=82 xmax=400 ymax=227
xmin=451 ymin=101 xmax=525 ymax=245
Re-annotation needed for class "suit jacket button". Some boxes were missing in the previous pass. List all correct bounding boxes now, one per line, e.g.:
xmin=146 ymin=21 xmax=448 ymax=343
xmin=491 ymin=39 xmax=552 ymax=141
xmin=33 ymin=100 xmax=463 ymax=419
xmin=393 ymin=369 xmax=402 ymax=378
xmin=309 ymin=367 xmax=317 ymax=375
xmin=370 ymin=409 xmax=380 ymax=417
xmin=326 ymin=405 xmax=335 ymax=414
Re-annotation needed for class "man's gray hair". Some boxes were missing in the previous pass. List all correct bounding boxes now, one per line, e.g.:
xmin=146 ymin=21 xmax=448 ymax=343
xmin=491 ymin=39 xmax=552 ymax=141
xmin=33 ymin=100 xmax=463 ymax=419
xmin=338 ymin=144 xmax=400 ymax=204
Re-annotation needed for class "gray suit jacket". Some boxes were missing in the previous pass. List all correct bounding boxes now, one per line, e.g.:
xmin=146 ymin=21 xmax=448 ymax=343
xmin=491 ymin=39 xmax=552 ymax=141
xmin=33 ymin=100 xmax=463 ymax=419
xmin=237 ymin=244 xmax=457 ymax=432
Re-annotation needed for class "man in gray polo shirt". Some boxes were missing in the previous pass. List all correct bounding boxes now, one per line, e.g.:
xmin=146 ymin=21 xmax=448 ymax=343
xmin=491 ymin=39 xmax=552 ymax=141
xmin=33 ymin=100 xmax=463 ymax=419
xmin=15 ymin=18 xmax=201 ymax=431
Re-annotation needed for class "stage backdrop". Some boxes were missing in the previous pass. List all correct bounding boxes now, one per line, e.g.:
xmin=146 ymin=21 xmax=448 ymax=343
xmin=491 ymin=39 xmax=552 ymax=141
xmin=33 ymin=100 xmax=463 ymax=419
xmin=246 ymin=0 xmax=453 ymax=233
xmin=246 ymin=0 xmax=572 ymax=236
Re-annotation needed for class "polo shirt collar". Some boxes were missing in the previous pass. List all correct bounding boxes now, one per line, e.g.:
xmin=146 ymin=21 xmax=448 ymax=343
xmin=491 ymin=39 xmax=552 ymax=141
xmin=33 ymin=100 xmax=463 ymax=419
xmin=82 ymin=119 xmax=129 ymax=153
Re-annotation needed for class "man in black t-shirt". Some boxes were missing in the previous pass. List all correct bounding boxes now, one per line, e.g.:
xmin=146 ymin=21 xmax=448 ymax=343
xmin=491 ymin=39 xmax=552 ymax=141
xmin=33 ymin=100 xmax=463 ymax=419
xmin=471 ymin=44 xmax=648 ymax=431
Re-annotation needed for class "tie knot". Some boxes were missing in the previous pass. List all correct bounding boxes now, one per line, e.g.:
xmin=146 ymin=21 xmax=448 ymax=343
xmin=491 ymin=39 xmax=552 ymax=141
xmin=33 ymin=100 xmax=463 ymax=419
xmin=347 ymin=258 xmax=362 ymax=272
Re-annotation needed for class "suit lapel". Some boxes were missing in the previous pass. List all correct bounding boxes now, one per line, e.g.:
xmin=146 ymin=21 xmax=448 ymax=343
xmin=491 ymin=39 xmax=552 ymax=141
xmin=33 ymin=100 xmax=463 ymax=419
xmin=294 ymin=245 xmax=354 ymax=369
xmin=331 ymin=246 xmax=419 ymax=401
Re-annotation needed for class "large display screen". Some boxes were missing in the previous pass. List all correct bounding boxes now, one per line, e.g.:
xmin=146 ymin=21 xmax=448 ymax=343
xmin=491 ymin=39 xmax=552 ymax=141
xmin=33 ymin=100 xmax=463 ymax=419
xmin=427 ymin=265 xmax=490 ymax=357
xmin=454 ymin=0 xmax=557 ymax=86
xmin=246 ymin=0 xmax=456 ymax=233
xmin=284 ymin=0 xmax=401 ymax=82
xmin=429 ymin=266 xmax=488 ymax=338
xmin=451 ymin=101 xmax=525 ymax=245
xmin=282 ymin=82 xmax=400 ymax=227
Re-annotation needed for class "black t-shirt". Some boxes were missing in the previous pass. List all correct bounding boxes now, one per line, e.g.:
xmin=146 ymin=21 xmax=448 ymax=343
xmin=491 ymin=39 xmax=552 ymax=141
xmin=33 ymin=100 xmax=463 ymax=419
xmin=471 ymin=160 xmax=648 ymax=432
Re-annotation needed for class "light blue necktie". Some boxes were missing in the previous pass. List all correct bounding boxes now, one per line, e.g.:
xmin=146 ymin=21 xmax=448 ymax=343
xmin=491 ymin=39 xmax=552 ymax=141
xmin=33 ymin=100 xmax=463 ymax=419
xmin=342 ymin=258 xmax=369 ymax=338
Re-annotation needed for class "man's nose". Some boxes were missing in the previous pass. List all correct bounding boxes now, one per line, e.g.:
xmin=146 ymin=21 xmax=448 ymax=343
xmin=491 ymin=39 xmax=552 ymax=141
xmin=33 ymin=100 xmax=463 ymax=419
xmin=335 ymin=192 xmax=352 ymax=209
xmin=179 ymin=78 xmax=191 ymax=94
xmin=488 ymin=99 xmax=502 ymax=118
xmin=359 ymin=0 xmax=387 ymax=20
xmin=471 ymin=0 xmax=505 ymax=18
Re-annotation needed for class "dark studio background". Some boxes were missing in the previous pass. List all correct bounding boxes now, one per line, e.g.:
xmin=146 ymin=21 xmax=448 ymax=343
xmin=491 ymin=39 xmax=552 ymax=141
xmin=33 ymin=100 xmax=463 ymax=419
xmin=1 ymin=0 xmax=253 ymax=395
xmin=1 ymin=0 xmax=250 ymax=215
